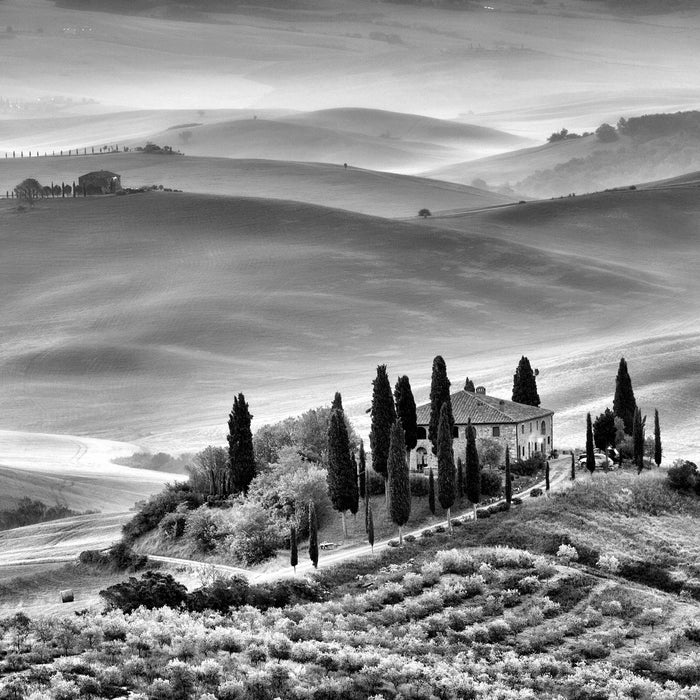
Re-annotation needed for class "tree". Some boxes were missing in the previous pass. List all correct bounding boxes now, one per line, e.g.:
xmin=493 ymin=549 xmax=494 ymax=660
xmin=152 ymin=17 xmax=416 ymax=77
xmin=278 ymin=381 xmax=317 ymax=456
xmin=570 ymin=451 xmax=576 ymax=481
xmin=429 ymin=356 xmax=453 ymax=454
xmin=308 ymin=502 xmax=319 ymax=568
xmin=227 ymin=393 xmax=256 ymax=495
xmin=350 ymin=452 xmax=360 ymax=521
xmin=14 ymin=178 xmax=42 ymax=205
xmin=367 ymin=505 xmax=375 ymax=551
xmin=505 ymin=447 xmax=512 ymax=507
xmin=418 ymin=208 xmax=431 ymax=218
xmin=633 ymin=407 xmax=645 ymax=474
xmin=545 ymin=460 xmax=550 ymax=494
xmin=394 ymin=375 xmax=418 ymax=460
xmin=436 ymin=403 xmax=456 ymax=530
xmin=326 ymin=392 xmax=358 ymax=538
xmin=370 ymin=365 xmax=396 ymax=494
xmin=387 ymin=420 xmax=411 ymax=545
xmin=464 ymin=377 xmax=475 ymax=392
xmin=188 ymin=446 xmax=228 ymax=497
xmin=290 ymin=525 xmax=298 ymax=573
xmin=428 ymin=467 xmax=436 ymax=515
xmin=595 ymin=122 xmax=618 ymax=142
xmin=653 ymin=409 xmax=662 ymax=467
xmin=465 ymin=419 xmax=481 ymax=520
xmin=613 ymin=357 xmax=637 ymax=435
xmin=585 ymin=413 xmax=596 ymax=475
xmin=359 ymin=440 xmax=370 ymax=531
xmin=512 ymin=356 xmax=540 ymax=407
xmin=593 ymin=408 xmax=617 ymax=452
xmin=456 ymin=456 xmax=464 ymax=498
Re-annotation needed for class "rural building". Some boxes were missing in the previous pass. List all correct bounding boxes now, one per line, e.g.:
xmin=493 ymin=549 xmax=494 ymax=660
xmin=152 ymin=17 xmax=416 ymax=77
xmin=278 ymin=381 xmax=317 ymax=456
xmin=78 ymin=170 xmax=121 ymax=194
xmin=410 ymin=386 xmax=554 ymax=472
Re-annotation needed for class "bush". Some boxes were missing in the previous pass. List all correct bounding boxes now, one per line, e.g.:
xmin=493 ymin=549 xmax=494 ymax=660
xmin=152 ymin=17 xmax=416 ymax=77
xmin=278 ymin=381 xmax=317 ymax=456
xmin=530 ymin=488 xmax=543 ymax=497
xmin=556 ymin=543 xmax=579 ymax=563
xmin=187 ymin=576 xmax=249 ymax=613
xmin=185 ymin=507 xmax=222 ymax=552
xmin=78 ymin=542 xmax=147 ymax=572
xmin=512 ymin=454 xmax=546 ymax=476
xmin=159 ymin=510 xmax=188 ymax=539
xmin=480 ymin=470 xmax=502 ymax=497
xmin=99 ymin=572 xmax=188 ymax=613
xmin=620 ymin=560 xmax=682 ymax=594
xmin=409 ymin=474 xmax=430 ymax=497
xmin=667 ymin=460 xmax=700 ymax=494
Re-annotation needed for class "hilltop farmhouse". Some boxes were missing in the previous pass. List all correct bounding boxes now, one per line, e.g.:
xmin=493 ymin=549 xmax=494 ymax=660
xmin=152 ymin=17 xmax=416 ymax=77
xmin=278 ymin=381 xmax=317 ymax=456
xmin=411 ymin=386 xmax=554 ymax=472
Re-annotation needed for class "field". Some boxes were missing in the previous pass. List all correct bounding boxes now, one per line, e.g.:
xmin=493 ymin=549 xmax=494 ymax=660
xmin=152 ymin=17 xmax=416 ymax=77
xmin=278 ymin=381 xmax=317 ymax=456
xmin=0 ymin=471 xmax=698 ymax=699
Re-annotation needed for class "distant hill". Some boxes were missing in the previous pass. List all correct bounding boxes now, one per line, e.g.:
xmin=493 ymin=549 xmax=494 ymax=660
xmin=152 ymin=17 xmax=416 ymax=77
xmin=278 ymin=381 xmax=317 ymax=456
xmin=0 ymin=152 xmax=513 ymax=217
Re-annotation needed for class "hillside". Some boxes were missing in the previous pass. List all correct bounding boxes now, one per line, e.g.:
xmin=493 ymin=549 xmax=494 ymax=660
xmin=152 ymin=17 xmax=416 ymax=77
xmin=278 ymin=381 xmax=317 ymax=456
xmin=0 ymin=189 xmax=685 ymax=457
xmin=0 ymin=471 xmax=698 ymax=697
xmin=0 ymin=152 xmax=513 ymax=217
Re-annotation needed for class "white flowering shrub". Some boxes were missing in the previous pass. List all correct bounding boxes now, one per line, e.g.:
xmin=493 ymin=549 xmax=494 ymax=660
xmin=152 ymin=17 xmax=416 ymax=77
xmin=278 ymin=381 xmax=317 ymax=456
xmin=517 ymin=575 xmax=540 ymax=594
xmin=597 ymin=553 xmax=621 ymax=574
xmin=600 ymin=600 xmax=623 ymax=617
xmin=556 ymin=544 xmax=579 ymax=563
xmin=401 ymin=572 xmax=424 ymax=596
xmin=435 ymin=549 xmax=477 ymax=575
xmin=420 ymin=561 xmax=443 ymax=586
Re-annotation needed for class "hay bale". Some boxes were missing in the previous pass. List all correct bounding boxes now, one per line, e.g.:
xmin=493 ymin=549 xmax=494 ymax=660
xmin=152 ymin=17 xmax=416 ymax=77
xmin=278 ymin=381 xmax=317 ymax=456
xmin=60 ymin=589 xmax=74 ymax=603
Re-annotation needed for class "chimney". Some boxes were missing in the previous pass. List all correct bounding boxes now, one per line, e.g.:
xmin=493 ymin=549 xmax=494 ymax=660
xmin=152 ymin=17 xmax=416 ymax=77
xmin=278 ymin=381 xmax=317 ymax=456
xmin=476 ymin=386 xmax=486 ymax=394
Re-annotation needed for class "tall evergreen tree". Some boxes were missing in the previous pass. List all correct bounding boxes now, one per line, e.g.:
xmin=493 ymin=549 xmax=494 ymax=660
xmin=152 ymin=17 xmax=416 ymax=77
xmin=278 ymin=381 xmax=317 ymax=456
xmin=227 ymin=393 xmax=256 ymax=495
xmin=350 ymin=452 xmax=360 ymax=521
xmin=465 ymin=419 xmax=481 ymax=519
xmin=545 ymin=460 xmax=550 ymax=494
xmin=593 ymin=408 xmax=617 ymax=452
xmin=613 ymin=357 xmax=637 ymax=435
xmin=585 ymin=413 xmax=596 ymax=475
xmin=367 ymin=505 xmax=375 ymax=551
xmin=308 ymin=502 xmax=319 ymax=569
xmin=633 ymin=407 xmax=645 ymax=474
xmin=570 ymin=452 xmax=576 ymax=481
xmin=653 ymin=409 xmax=662 ymax=468
xmin=428 ymin=356 xmax=453 ymax=454
xmin=428 ymin=467 xmax=436 ymax=515
xmin=387 ymin=420 xmax=411 ymax=545
xmin=326 ymin=392 xmax=358 ymax=539
xmin=358 ymin=440 xmax=367 ymax=502
xmin=370 ymin=365 xmax=396 ymax=492
xmin=436 ymin=403 xmax=456 ymax=530
xmin=456 ymin=456 xmax=464 ymax=499
xmin=394 ymin=375 xmax=418 ymax=460
xmin=512 ymin=356 xmax=540 ymax=407
xmin=464 ymin=377 xmax=475 ymax=392
xmin=290 ymin=525 xmax=298 ymax=573
xmin=504 ymin=447 xmax=512 ymax=507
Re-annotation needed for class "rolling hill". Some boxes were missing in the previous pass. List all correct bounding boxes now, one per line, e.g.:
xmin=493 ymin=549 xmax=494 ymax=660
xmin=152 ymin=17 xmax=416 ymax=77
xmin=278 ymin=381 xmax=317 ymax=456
xmin=0 ymin=152 xmax=513 ymax=217
xmin=0 ymin=186 xmax=697 ymax=462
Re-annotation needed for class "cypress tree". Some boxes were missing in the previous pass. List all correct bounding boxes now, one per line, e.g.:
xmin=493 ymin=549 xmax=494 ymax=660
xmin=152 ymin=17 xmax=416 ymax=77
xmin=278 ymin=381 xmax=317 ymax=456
xmin=387 ymin=420 xmax=411 ymax=545
xmin=585 ymin=413 xmax=596 ymax=475
xmin=428 ymin=467 xmax=436 ymax=515
xmin=436 ymin=403 xmax=456 ymax=531
xmin=227 ymin=393 xmax=256 ymax=495
xmin=428 ymin=356 xmax=453 ymax=454
xmin=326 ymin=392 xmax=357 ymax=539
xmin=370 ymin=365 xmax=396 ymax=493
xmin=653 ymin=409 xmax=662 ymax=467
xmin=613 ymin=357 xmax=637 ymax=435
xmin=504 ymin=446 xmax=512 ymax=507
xmin=308 ymin=502 xmax=319 ymax=569
xmin=358 ymin=440 xmax=367 ymax=501
xmin=290 ymin=525 xmax=298 ymax=573
xmin=456 ymin=456 xmax=464 ymax=499
xmin=350 ymin=452 xmax=360 ymax=521
xmin=545 ymin=460 xmax=550 ymax=494
xmin=633 ymin=407 xmax=645 ymax=474
xmin=464 ymin=377 xmax=475 ymax=392
xmin=512 ymin=356 xmax=540 ymax=407
xmin=394 ymin=375 xmax=418 ymax=460
xmin=570 ymin=452 xmax=576 ymax=481
xmin=367 ymin=505 xmax=375 ymax=551
xmin=465 ymin=419 xmax=481 ymax=520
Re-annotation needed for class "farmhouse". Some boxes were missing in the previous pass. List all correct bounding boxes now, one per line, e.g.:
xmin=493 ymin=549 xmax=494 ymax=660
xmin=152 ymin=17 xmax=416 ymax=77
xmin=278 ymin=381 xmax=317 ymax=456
xmin=410 ymin=386 xmax=554 ymax=472
xmin=78 ymin=170 xmax=121 ymax=194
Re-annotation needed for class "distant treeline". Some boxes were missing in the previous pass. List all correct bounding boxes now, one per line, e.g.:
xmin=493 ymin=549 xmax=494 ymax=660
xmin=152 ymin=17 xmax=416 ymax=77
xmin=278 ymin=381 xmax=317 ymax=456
xmin=618 ymin=111 xmax=700 ymax=142
xmin=0 ymin=497 xmax=85 ymax=531
xmin=112 ymin=451 xmax=192 ymax=474
xmin=585 ymin=0 xmax=699 ymax=13
xmin=54 ymin=0 xmax=312 ymax=14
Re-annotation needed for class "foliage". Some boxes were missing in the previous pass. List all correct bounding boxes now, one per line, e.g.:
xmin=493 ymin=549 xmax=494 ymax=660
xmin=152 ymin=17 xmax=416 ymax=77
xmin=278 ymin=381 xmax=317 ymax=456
xmin=0 ymin=498 xmax=82 ymax=531
xmin=511 ymin=453 xmax=545 ymax=476
xmin=308 ymin=502 xmax=319 ymax=568
xmin=477 ymin=437 xmax=502 ymax=469
xmin=227 ymin=393 xmax=256 ymax=495
xmin=219 ymin=499 xmax=285 ymax=566
xmin=418 ymin=208 xmax=431 ymax=218
xmin=595 ymin=122 xmax=618 ymax=142
xmin=14 ymin=178 xmax=42 ymax=204
xmin=428 ymin=355 xmax=453 ymax=453
xmin=547 ymin=128 xmax=582 ymax=143
xmin=436 ymin=403 xmax=455 ymax=513
xmin=653 ymin=409 xmax=662 ymax=467
xmin=79 ymin=541 xmax=147 ymax=572
xmin=428 ymin=467 xmax=436 ymax=515
xmin=613 ymin=357 xmax=637 ymax=435
xmin=632 ymin=406 xmax=646 ymax=472
xmin=186 ymin=446 xmax=229 ymax=497
xmin=326 ymin=393 xmax=358 ymax=520
xmin=465 ymin=420 xmax=481 ymax=506
xmin=585 ymin=413 xmax=596 ymax=474
xmin=504 ymin=447 xmax=512 ymax=505
xmin=666 ymin=460 xmax=699 ymax=494
xmin=369 ymin=364 xmax=396 ymax=480
xmin=480 ymin=469 xmax=502 ymax=497
xmin=387 ymin=421 xmax=411 ymax=534
xmin=394 ymin=375 xmax=418 ymax=453
xmin=592 ymin=408 xmax=616 ymax=451
xmin=99 ymin=572 xmax=188 ymax=613
xmin=511 ymin=356 xmax=540 ymax=406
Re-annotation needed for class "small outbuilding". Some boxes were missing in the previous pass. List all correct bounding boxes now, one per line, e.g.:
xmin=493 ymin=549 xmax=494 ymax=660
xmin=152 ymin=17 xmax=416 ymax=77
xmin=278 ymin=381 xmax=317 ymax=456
xmin=78 ymin=170 xmax=121 ymax=194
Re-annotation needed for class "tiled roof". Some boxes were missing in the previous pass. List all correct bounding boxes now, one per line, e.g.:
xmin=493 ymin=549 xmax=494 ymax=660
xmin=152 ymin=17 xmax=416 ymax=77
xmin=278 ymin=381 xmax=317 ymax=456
xmin=416 ymin=390 xmax=553 ymax=426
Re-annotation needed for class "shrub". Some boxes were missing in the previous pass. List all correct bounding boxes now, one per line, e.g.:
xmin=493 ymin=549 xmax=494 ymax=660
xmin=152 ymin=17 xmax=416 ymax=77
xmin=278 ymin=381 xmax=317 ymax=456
xmin=187 ymin=575 xmax=249 ymax=613
xmin=409 ymin=474 xmax=430 ymax=497
xmin=476 ymin=509 xmax=490 ymax=519
xmin=420 ymin=561 xmax=443 ymax=585
xmin=404 ymin=534 xmax=416 ymax=543
xmin=185 ymin=507 xmax=222 ymax=552
xmin=159 ymin=510 xmax=188 ymax=539
xmin=667 ymin=460 xmax=699 ymax=493
xmin=517 ymin=576 xmax=539 ymax=594
xmin=435 ymin=549 xmax=477 ymax=575
xmin=480 ymin=470 xmax=502 ymax=497
xmin=597 ymin=553 xmax=620 ymax=574
xmin=600 ymin=600 xmax=623 ymax=617
xmin=512 ymin=454 xmax=546 ymax=476
xmin=387 ymin=539 xmax=400 ymax=547
xmin=421 ymin=528 xmax=434 ymax=538
xmin=529 ymin=488 xmax=543 ymax=497
xmin=556 ymin=544 xmax=579 ymax=563
xmin=99 ymin=572 xmax=188 ymax=613
xmin=620 ymin=559 xmax=682 ymax=594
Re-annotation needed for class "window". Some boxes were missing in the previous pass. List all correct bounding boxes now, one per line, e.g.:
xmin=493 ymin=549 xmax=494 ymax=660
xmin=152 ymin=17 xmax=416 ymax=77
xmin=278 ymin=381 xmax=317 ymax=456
xmin=529 ymin=422 xmax=532 ymax=432
xmin=521 ymin=446 xmax=525 ymax=457
xmin=521 ymin=424 xmax=524 ymax=434
xmin=415 ymin=447 xmax=428 ymax=472
xmin=541 ymin=420 xmax=546 ymax=435
xmin=547 ymin=436 xmax=551 ymax=445
xmin=492 ymin=426 xmax=500 ymax=438
xmin=452 ymin=426 xmax=459 ymax=438
xmin=416 ymin=426 xmax=427 ymax=440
